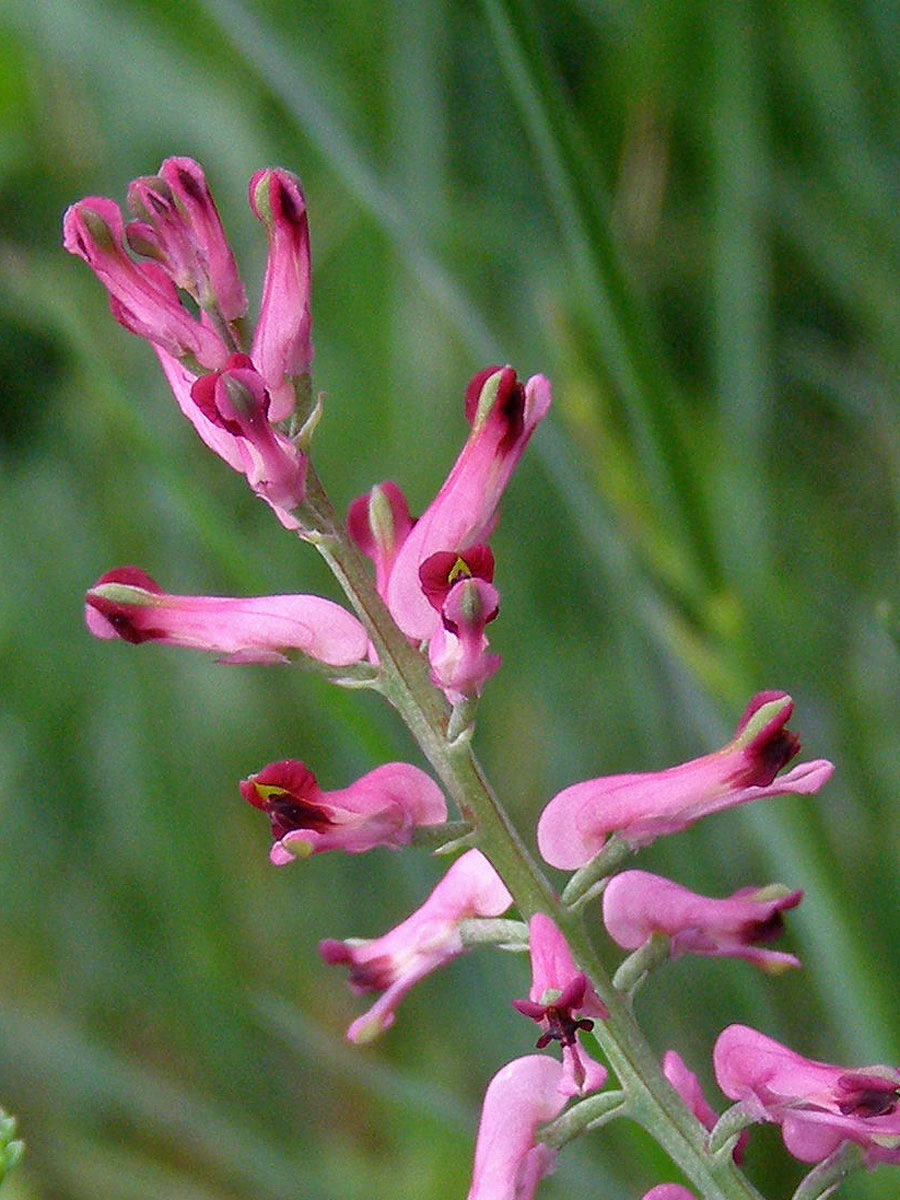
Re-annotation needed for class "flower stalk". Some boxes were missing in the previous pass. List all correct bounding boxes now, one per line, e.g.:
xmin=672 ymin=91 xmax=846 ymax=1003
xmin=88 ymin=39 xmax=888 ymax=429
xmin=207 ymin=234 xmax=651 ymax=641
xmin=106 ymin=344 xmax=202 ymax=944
xmin=299 ymin=461 xmax=768 ymax=1200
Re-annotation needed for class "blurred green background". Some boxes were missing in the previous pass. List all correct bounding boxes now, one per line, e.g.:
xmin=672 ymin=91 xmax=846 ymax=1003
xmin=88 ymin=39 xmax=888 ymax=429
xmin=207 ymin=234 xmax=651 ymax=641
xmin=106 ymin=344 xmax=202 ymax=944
xmin=2 ymin=0 xmax=900 ymax=1196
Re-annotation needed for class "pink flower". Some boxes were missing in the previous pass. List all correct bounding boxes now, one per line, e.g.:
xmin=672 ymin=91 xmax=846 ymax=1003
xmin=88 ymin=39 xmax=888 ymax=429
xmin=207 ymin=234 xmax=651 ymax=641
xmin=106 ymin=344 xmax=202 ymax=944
xmin=248 ymin=168 xmax=312 ymax=421
xmin=63 ymin=194 xmax=229 ymax=369
xmin=190 ymin=353 xmax=307 ymax=525
xmin=663 ymin=1050 xmax=746 ymax=1163
xmin=465 ymin=1056 xmax=570 ymax=1200
xmin=84 ymin=566 xmax=368 ymax=666
xmin=240 ymin=759 xmax=446 ymax=863
xmin=320 ymin=848 xmax=511 ymax=1042
xmin=125 ymin=156 xmax=246 ymax=321
xmin=346 ymin=481 xmax=415 ymax=601
xmin=512 ymin=913 xmax=608 ymax=1096
xmin=537 ymin=692 xmax=834 ymax=869
xmin=714 ymin=1024 xmax=900 ymax=1165
xmin=386 ymin=366 xmax=551 ymax=641
xmin=420 ymin=551 xmax=501 ymax=703
xmin=602 ymin=871 xmax=803 ymax=973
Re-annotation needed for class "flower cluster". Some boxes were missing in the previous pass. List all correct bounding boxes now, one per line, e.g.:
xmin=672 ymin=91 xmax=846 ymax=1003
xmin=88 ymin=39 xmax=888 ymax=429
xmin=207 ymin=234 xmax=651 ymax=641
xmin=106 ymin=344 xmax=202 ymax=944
xmin=70 ymin=159 xmax=889 ymax=1200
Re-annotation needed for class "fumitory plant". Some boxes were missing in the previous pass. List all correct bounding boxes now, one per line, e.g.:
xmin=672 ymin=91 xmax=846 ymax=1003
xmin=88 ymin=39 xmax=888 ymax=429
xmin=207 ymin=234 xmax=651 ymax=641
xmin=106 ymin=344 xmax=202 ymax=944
xmin=62 ymin=156 xmax=899 ymax=1200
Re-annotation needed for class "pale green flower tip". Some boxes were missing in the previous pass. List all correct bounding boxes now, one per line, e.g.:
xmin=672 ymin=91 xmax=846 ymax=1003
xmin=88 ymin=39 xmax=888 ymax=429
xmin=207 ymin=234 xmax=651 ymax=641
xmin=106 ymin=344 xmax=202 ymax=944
xmin=749 ymin=883 xmax=794 ymax=903
xmin=88 ymin=581 xmax=158 ymax=607
xmin=348 ymin=1017 xmax=382 ymax=1045
xmin=472 ymin=368 xmax=505 ymax=429
xmin=731 ymin=693 xmax=793 ymax=750
xmin=284 ymin=838 xmax=314 ymax=861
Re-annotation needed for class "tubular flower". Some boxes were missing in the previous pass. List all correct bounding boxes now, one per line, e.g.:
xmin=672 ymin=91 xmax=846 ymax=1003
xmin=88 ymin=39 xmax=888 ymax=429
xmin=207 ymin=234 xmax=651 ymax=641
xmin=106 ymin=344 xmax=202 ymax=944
xmin=63 ymin=194 xmax=229 ymax=369
xmin=537 ymin=692 xmax=834 ymax=869
xmin=662 ymin=1050 xmax=747 ymax=1163
xmin=346 ymin=481 xmax=415 ymax=601
xmin=714 ymin=1024 xmax=900 ymax=1165
xmin=240 ymin=760 xmax=447 ymax=863
xmin=602 ymin=871 xmax=803 ymax=973
xmin=125 ymin=156 xmax=246 ymax=320
xmin=84 ymin=566 xmax=368 ymax=666
xmin=512 ymin=913 xmax=608 ymax=1096
xmin=420 ymin=550 xmax=500 ymax=704
xmin=190 ymin=353 xmax=307 ymax=525
xmin=465 ymin=1056 xmax=571 ymax=1200
xmin=248 ymin=168 xmax=312 ymax=421
xmin=386 ymin=367 xmax=551 ymax=641
xmin=319 ymin=848 xmax=512 ymax=1043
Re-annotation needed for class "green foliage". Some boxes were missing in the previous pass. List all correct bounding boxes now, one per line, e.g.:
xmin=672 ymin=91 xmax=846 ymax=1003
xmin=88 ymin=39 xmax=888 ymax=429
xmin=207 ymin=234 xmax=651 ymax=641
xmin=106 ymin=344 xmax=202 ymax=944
xmin=1 ymin=0 xmax=900 ymax=1196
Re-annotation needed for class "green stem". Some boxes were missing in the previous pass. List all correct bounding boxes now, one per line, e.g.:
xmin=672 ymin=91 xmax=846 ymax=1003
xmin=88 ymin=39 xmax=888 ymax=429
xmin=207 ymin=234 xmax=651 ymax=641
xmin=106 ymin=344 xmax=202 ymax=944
xmin=301 ymin=464 xmax=766 ymax=1200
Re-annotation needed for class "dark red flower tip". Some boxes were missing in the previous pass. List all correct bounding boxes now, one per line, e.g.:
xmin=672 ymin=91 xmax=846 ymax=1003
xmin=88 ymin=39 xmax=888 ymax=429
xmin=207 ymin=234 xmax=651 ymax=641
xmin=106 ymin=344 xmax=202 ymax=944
xmin=419 ymin=545 xmax=495 ymax=612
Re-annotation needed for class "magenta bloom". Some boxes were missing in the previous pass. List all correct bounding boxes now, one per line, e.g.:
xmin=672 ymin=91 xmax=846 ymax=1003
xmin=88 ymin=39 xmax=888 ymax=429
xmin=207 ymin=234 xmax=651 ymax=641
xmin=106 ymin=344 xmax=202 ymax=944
xmin=190 ymin=353 xmax=307 ymax=525
xmin=346 ymin=481 xmax=415 ymax=601
xmin=386 ymin=366 xmax=551 ymax=641
xmin=714 ymin=1024 xmax=900 ymax=1165
xmin=602 ymin=871 xmax=803 ymax=973
xmin=663 ymin=1050 xmax=746 ymax=1163
xmin=512 ymin=913 xmax=608 ymax=1096
xmin=85 ymin=566 xmax=368 ymax=666
xmin=125 ymin=156 xmax=246 ymax=321
xmin=240 ymin=759 xmax=446 ymax=863
xmin=537 ymin=692 xmax=834 ymax=869
xmin=465 ymin=1056 xmax=570 ymax=1200
xmin=320 ymin=848 xmax=511 ymax=1043
xmin=248 ymin=168 xmax=312 ymax=421
xmin=63 ymin=194 xmax=229 ymax=369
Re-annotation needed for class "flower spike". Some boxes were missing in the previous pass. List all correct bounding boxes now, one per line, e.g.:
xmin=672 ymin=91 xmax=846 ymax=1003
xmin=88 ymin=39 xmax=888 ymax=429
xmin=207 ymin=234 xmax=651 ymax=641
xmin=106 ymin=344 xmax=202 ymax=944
xmin=320 ymin=848 xmax=511 ymax=1043
xmin=84 ymin=567 xmax=368 ymax=666
xmin=537 ymin=692 xmax=834 ymax=869
xmin=240 ymin=760 xmax=446 ymax=863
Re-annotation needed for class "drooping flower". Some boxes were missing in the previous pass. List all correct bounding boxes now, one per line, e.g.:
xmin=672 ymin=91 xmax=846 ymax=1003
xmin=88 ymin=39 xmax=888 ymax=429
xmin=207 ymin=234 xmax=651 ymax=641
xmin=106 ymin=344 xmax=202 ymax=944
xmin=319 ymin=848 xmax=511 ymax=1043
xmin=465 ymin=1056 xmax=570 ymax=1200
xmin=420 ymin=550 xmax=501 ymax=704
xmin=346 ymin=481 xmax=415 ymax=601
xmin=714 ymin=1024 xmax=900 ymax=1165
xmin=84 ymin=566 xmax=368 ymax=666
xmin=537 ymin=692 xmax=834 ymax=870
xmin=663 ymin=1050 xmax=746 ymax=1163
xmin=602 ymin=871 xmax=803 ymax=973
xmin=248 ymin=167 xmax=312 ymax=420
xmin=240 ymin=759 xmax=446 ymax=863
xmin=190 ymin=353 xmax=307 ymax=525
xmin=512 ymin=913 xmax=608 ymax=1096
xmin=386 ymin=366 xmax=551 ymax=641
